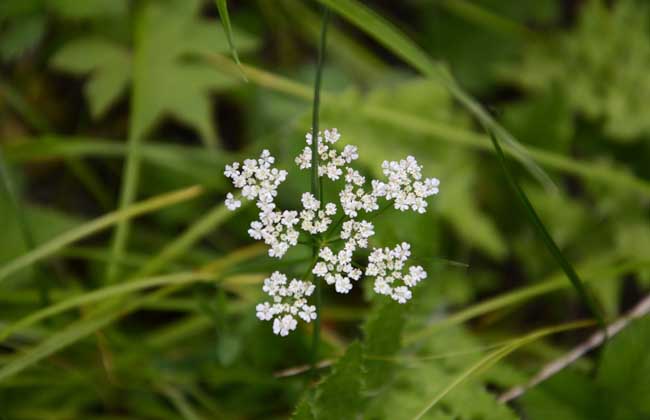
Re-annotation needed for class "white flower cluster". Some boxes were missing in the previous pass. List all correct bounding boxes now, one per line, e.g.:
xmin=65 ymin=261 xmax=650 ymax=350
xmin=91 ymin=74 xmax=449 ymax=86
xmin=224 ymin=149 xmax=287 ymax=212
xmin=312 ymin=247 xmax=363 ymax=294
xmin=295 ymin=128 xmax=359 ymax=180
xmin=300 ymin=192 xmax=337 ymax=234
xmin=224 ymin=129 xmax=440 ymax=336
xmin=340 ymin=220 xmax=374 ymax=251
xmin=372 ymin=156 xmax=440 ymax=213
xmin=256 ymin=272 xmax=317 ymax=336
xmin=339 ymin=168 xmax=379 ymax=218
xmin=248 ymin=209 xmax=299 ymax=258
xmin=366 ymin=242 xmax=427 ymax=303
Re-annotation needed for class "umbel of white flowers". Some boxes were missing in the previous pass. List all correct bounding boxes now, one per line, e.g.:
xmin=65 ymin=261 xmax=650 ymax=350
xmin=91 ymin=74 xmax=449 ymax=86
xmin=224 ymin=129 xmax=440 ymax=336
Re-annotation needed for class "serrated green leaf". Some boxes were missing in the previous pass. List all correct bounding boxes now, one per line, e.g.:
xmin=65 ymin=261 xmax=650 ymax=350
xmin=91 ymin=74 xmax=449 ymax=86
xmin=312 ymin=342 xmax=363 ymax=420
xmin=51 ymin=37 xmax=130 ymax=118
xmin=292 ymin=395 xmax=316 ymax=420
xmin=50 ymin=0 xmax=256 ymax=137
xmin=130 ymin=0 xmax=255 ymax=145
xmin=363 ymin=300 xmax=407 ymax=392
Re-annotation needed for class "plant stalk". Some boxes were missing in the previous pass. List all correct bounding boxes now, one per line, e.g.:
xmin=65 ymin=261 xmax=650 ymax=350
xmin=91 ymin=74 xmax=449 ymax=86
xmin=310 ymin=5 xmax=331 ymax=374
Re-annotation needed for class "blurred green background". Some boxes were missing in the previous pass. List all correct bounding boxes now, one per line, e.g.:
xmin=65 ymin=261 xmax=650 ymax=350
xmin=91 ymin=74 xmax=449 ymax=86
xmin=1 ymin=0 xmax=650 ymax=419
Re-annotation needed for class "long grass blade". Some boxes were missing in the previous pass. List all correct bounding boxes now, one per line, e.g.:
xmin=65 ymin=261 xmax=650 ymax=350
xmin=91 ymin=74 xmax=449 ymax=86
xmin=215 ymin=0 xmax=247 ymax=81
xmin=0 ymin=186 xmax=204 ymax=284
xmin=412 ymin=320 xmax=595 ymax=419
xmin=133 ymin=197 xmax=243 ymax=278
xmin=0 ymin=272 xmax=213 ymax=343
xmin=315 ymin=0 xmax=554 ymax=190
xmin=0 ymin=247 xmax=259 ymax=383
xmin=486 ymin=129 xmax=607 ymax=332
xmin=405 ymin=256 xmax=646 ymax=344
xmin=0 ymin=148 xmax=51 ymax=305
xmin=205 ymin=54 xmax=650 ymax=197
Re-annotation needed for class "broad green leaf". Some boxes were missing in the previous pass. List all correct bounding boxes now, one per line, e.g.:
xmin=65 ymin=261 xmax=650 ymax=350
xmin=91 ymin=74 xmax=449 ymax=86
xmin=312 ymin=342 xmax=363 ymax=420
xmin=411 ymin=321 xmax=591 ymax=419
xmin=367 ymin=325 xmax=520 ymax=420
xmin=362 ymin=300 xmax=407 ymax=392
xmin=597 ymin=316 xmax=650 ymax=418
xmin=208 ymin=55 xmax=650 ymax=197
xmin=326 ymin=78 xmax=506 ymax=258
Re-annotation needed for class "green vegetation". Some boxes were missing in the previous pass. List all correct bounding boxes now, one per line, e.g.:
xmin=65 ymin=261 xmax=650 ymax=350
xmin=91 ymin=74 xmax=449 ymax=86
xmin=1 ymin=1 xmax=649 ymax=419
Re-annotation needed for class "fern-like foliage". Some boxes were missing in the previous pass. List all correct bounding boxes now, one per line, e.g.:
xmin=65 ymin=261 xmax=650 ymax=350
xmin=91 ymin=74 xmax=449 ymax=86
xmin=506 ymin=0 xmax=650 ymax=141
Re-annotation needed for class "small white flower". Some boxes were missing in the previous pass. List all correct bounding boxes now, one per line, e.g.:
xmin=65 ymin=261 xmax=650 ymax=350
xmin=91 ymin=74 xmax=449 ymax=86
xmin=391 ymin=286 xmax=412 ymax=304
xmin=299 ymin=304 xmax=317 ymax=322
xmin=313 ymin=261 xmax=328 ymax=277
xmin=335 ymin=275 xmax=353 ymax=294
xmin=273 ymin=315 xmax=298 ymax=336
xmin=256 ymin=302 xmax=275 ymax=320
xmin=225 ymin=193 xmax=241 ymax=211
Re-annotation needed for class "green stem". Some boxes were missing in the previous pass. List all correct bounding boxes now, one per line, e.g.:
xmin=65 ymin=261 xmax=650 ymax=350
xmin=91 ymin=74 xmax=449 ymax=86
xmin=310 ymin=6 xmax=331 ymax=374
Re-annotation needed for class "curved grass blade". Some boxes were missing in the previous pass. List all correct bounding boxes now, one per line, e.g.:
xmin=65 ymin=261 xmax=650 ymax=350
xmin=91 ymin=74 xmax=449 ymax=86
xmin=486 ymin=129 xmax=607 ymax=332
xmin=0 ymin=186 xmax=204 ymax=284
xmin=405 ymin=256 xmax=647 ymax=344
xmin=0 ymin=246 xmax=260 ymax=383
xmin=0 ymin=148 xmax=51 ymax=305
xmin=133 ymin=196 xmax=244 ymax=278
xmin=412 ymin=320 xmax=595 ymax=419
xmin=0 ymin=272 xmax=213 ymax=343
xmin=315 ymin=0 xmax=555 ymax=190
xmin=205 ymin=54 xmax=650 ymax=197
xmin=215 ymin=0 xmax=247 ymax=82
